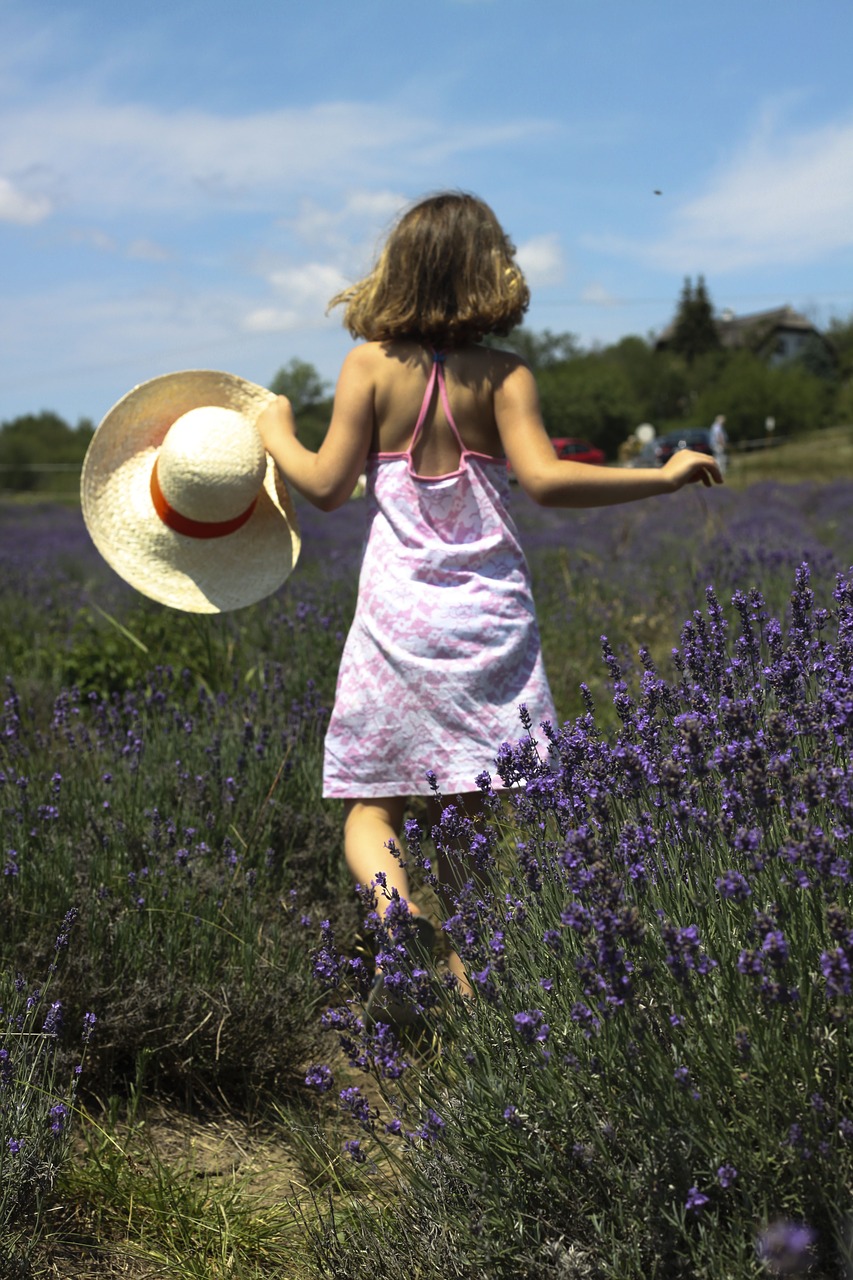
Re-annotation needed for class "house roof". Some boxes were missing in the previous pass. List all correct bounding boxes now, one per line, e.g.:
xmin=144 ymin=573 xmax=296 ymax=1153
xmin=656 ymin=304 xmax=826 ymax=351
xmin=715 ymin=305 xmax=817 ymax=349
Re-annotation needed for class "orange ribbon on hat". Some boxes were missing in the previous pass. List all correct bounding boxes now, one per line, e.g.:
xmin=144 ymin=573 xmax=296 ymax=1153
xmin=150 ymin=457 xmax=258 ymax=539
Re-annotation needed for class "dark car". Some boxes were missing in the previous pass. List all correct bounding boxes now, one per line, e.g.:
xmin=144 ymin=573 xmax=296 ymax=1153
xmin=551 ymin=437 xmax=606 ymax=466
xmin=654 ymin=427 xmax=714 ymax=467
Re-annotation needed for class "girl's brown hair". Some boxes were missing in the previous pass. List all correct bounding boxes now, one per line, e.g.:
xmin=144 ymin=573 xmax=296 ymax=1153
xmin=329 ymin=192 xmax=530 ymax=347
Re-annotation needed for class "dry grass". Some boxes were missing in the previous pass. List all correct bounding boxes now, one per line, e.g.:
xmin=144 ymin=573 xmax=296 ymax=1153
xmin=725 ymin=422 xmax=853 ymax=488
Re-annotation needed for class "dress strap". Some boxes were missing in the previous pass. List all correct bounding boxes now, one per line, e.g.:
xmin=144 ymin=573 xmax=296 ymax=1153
xmin=409 ymin=349 xmax=467 ymax=456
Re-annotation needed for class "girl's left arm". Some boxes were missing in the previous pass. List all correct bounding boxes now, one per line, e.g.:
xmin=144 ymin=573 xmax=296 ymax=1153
xmin=256 ymin=347 xmax=374 ymax=511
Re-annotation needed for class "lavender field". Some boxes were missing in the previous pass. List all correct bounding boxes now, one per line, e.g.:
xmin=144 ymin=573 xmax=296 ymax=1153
xmin=1 ymin=477 xmax=852 ymax=1278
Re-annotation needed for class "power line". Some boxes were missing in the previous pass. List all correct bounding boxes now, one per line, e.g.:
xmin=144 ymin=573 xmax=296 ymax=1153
xmin=2 ymin=289 xmax=852 ymax=396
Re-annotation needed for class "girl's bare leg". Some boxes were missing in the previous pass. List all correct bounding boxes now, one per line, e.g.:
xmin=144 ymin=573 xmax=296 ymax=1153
xmin=429 ymin=790 xmax=487 ymax=1000
xmin=343 ymin=797 xmax=423 ymax=918
xmin=343 ymin=795 xmax=480 ymax=1000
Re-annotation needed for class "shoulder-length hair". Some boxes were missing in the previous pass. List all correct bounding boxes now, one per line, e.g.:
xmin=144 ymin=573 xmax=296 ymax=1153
xmin=329 ymin=192 xmax=530 ymax=347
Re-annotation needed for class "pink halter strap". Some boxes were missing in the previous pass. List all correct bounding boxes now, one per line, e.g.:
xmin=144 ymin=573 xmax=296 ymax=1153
xmin=408 ymin=350 xmax=466 ymax=456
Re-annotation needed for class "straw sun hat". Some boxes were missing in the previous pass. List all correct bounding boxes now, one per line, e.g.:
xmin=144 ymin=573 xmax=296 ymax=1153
xmin=81 ymin=370 xmax=300 ymax=613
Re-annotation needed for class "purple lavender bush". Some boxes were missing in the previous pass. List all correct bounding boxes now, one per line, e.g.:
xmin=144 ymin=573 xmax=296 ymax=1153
xmin=0 ymin=911 xmax=95 ymax=1273
xmin=308 ymin=563 xmax=853 ymax=1279
xmin=523 ymin=478 xmax=853 ymax=727
xmin=1 ymin=602 xmax=354 ymax=1100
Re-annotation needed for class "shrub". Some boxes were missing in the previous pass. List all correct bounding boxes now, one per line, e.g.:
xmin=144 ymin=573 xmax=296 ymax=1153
xmin=308 ymin=564 xmax=853 ymax=1278
xmin=0 ymin=911 xmax=95 ymax=1276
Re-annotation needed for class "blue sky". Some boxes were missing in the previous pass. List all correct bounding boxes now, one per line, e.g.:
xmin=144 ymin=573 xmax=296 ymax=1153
xmin=2 ymin=0 xmax=853 ymax=426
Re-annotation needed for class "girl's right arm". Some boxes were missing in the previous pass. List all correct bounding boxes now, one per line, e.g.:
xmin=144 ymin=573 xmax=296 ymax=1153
xmin=256 ymin=347 xmax=375 ymax=511
xmin=495 ymin=362 xmax=722 ymax=508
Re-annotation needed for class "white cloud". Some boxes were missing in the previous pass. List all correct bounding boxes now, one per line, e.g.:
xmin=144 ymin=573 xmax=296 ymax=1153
xmin=69 ymin=226 xmax=117 ymax=253
xmin=243 ymin=262 xmax=350 ymax=332
xmin=282 ymin=189 xmax=406 ymax=254
xmin=127 ymin=237 xmax=171 ymax=262
xmin=516 ymin=233 xmax=565 ymax=287
xmin=242 ymin=308 xmax=303 ymax=334
xmin=581 ymin=283 xmax=618 ymax=306
xmin=0 ymin=98 xmax=548 ymax=219
xmin=0 ymin=175 xmax=52 ymax=224
xmin=587 ymin=110 xmax=853 ymax=274
xmin=268 ymin=262 xmax=350 ymax=307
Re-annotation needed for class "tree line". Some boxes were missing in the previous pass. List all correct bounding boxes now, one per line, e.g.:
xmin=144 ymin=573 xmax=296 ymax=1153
xmin=3 ymin=283 xmax=852 ymax=493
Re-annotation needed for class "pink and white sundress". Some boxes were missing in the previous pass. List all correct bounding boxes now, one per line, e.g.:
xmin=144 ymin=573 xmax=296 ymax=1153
xmin=322 ymin=350 xmax=556 ymax=799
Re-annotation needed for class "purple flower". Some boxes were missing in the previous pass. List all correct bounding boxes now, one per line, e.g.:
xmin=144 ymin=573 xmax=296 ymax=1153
xmin=417 ymin=1108 xmax=445 ymax=1143
xmin=42 ymin=1001 xmax=63 ymax=1037
xmin=685 ymin=1185 xmax=709 ymax=1214
xmin=661 ymin=922 xmax=717 ymax=982
xmin=513 ymin=1009 xmax=550 ymax=1045
xmin=305 ymin=1064 xmax=334 ymax=1092
xmin=674 ymin=1066 xmax=700 ymax=1099
xmin=716 ymin=1164 xmax=738 ymax=1189
xmin=48 ymin=1101 xmax=68 ymax=1135
xmin=715 ymin=870 xmax=751 ymax=901
xmin=339 ymin=1086 xmax=374 ymax=1130
xmin=756 ymin=1220 xmax=817 ymax=1274
xmin=820 ymin=946 xmax=852 ymax=998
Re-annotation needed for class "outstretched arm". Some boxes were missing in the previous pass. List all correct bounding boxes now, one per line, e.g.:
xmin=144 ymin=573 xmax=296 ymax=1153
xmin=256 ymin=347 xmax=374 ymax=511
xmin=496 ymin=362 xmax=722 ymax=508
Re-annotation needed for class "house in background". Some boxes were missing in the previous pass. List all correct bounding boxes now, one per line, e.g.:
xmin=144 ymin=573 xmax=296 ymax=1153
xmin=657 ymin=304 xmax=835 ymax=368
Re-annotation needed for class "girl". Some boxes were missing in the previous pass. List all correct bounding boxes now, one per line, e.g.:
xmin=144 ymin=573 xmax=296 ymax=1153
xmin=258 ymin=191 xmax=721 ymax=997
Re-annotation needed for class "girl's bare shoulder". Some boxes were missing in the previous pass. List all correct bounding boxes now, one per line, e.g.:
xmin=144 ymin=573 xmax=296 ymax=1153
xmin=344 ymin=339 xmax=530 ymax=404
xmin=461 ymin=342 xmax=528 ymax=380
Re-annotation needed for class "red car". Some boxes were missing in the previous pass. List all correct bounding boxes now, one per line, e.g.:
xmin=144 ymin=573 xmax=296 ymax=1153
xmin=551 ymin=437 xmax=606 ymax=466
xmin=507 ymin=436 xmax=606 ymax=480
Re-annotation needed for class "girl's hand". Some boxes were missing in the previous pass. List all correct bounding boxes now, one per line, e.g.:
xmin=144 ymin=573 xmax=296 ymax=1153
xmin=256 ymin=396 xmax=297 ymax=451
xmin=662 ymin=449 xmax=723 ymax=490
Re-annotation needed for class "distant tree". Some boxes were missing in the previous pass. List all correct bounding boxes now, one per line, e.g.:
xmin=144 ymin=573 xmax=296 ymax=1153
xmin=826 ymin=313 xmax=853 ymax=380
xmin=0 ymin=411 xmax=86 ymax=493
xmin=793 ymin=333 xmax=837 ymax=381
xmin=835 ymin=378 xmax=853 ymax=426
xmin=268 ymin=358 xmax=333 ymax=452
xmin=485 ymin=328 xmax=580 ymax=371
xmin=269 ymin=359 xmax=330 ymax=414
xmin=692 ymin=351 xmax=830 ymax=441
xmin=537 ymin=356 xmax=634 ymax=458
xmin=669 ymin=276 xmax=720 ymax=363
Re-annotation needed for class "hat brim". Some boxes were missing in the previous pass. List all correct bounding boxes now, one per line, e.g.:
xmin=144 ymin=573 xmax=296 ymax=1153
xmin=81 ymin=370 xmax=301 ymax=613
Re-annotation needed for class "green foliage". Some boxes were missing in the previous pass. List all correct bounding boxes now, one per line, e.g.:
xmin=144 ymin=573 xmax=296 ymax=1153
xmin=59 ymin=604 xmax=213 ymax=695
xmin=668 ymin=275 xmax=721 ymax=363
xmin=691 ymin=351 xmax=831 ymax=441
xmin=307 ymin=571 xmax=853 ymax=1278
xmin=826 ymin=314 xmax=853 ymax=380
xmin=268 ymin=358 xmax=334 ymax=452
xmin=793 ymin=332 xmax=838 ymax=381
xmin=487 ymin=327 xmax=580 ymax=371
xmin=1 ymin=919 xmax=92 ymax=1274
xmin=3 ymin=484 xmax=851 ymax=1274
xmin=835 ymin=378 xmax=853 ymax=427
xmin=269 ymin=358 xmax=330 ymax=414
xmin=0 ymin=412 xmax=93 ymax=496
xmin=537 ymin=355 xmax=635 ymax=456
